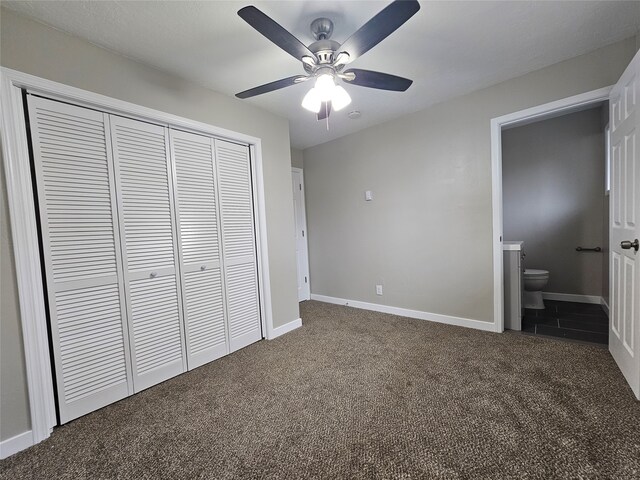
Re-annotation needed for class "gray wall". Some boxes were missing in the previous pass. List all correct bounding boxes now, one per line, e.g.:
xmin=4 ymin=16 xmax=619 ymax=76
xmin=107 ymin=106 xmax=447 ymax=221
xmin=291 ymin=148 xmax=304 ymax=169
xmin=0 ymin=158 xmax=32 ymax=441
xmin=502 ymin=107 xmax=606 ymax=296
xmin=0 ymin=8 xmax=300 ymax=442
xmin=303 ymin=38 xmax=636 ymax=323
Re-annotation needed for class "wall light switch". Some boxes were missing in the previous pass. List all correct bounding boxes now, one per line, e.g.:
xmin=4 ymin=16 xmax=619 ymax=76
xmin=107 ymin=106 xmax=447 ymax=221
xmin=365 ymin=190 xmax=373 ymax=201
xmin=376 ymin=284 xmax=383 ymax=295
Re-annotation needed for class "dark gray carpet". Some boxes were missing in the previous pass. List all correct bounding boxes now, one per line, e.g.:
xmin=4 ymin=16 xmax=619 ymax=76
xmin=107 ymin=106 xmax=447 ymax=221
xmin=2 ymin=300 xmax=639 ymax=479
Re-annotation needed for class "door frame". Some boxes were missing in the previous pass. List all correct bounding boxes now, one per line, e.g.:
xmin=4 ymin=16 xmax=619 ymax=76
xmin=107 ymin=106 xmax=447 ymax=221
xmin=0 ymin=67 xmax=275 ymax=447
xmin=291 ymin=167 xmax=311 ymax=301
xmin=490 ymin=86 xmax=612 ymax=332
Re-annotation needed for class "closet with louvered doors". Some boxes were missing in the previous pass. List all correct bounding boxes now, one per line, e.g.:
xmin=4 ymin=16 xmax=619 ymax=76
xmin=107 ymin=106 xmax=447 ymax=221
xmin=170 ymin=129 xmax=228 ymax=368
xmin=27 ymin=94 xmax=262 ymax=425
xmin=110 ymin=116 xmax=187 ymax=392
xmin=27 ymin=95 xmax=133 ymax=423
xmin=215 ymin=140 xmax=262 ymax=352
xmin=170 ymin=132 xmax=262 ymax=364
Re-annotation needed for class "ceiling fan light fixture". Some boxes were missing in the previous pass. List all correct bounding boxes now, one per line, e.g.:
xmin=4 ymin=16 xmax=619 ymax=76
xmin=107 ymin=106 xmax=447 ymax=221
xmin=315 ymin=74 xmax=336 ymax=101
xmin=236 ymin=1 xmax=419 ymax=121
xmin=332 ymin=86 xmax=352 ymax=111
xmin=302 ymin=87 xmax=322 ymax=113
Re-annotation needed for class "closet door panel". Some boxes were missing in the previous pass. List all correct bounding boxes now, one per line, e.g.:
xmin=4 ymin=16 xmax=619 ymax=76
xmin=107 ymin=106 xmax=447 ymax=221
xmin=128 ymin=275 xmax=183 ymax=386
xmin=171 ymin=130 xmax=227 ymax=368
xmin=110 ymin=116 xmax=186 ymax=391
xmin=27 ymin=95 xmax=132 ymax=423
xmin=225 ymin=261 xmax=260 ymax=347
xmin=182 ymin=267 xmax=226 ymax=367
xmin=215 ymin=140 xmax=262 ymax=352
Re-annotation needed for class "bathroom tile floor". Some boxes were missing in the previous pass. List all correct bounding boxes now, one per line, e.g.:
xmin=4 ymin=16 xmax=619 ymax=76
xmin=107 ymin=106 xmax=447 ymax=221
xmin=521 ymin=300 xmax=608 ymax=345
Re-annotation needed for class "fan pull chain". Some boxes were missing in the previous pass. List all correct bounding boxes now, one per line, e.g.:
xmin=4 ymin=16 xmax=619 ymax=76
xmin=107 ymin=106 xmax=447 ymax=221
xmin=325 ymin=103 xmax=330 ymax=130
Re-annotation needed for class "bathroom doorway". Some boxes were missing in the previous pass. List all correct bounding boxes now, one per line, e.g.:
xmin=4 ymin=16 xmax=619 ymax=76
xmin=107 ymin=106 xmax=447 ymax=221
xmin=492 ymin=54 xmax=640 ymax=398
xmin=489 ymin=87 xmax=612 ymax=340
xmin=501 ymin=102 xmax=609 ymax=344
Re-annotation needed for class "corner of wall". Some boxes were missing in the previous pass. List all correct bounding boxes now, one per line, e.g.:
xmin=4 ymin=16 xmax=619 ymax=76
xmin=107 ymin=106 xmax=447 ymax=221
xmin=290 ymin=147 xmax=304 ymax=169
xmin=0 ymin=149 xmax=32 ymax=442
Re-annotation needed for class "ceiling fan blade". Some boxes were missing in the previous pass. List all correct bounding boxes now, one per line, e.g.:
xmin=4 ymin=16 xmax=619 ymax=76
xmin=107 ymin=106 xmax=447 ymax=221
xmin=317 ymin=101 xmax=332 ymax=120
xmin=343 ymin=69 xmax=413 ymax=91
xmin=238 ymin=6 xmax=314 ymax=61
xmin=236 ymin=75 xmax=306 ymax=99
xmin=339 ymin=0 xmax=420 ymax=62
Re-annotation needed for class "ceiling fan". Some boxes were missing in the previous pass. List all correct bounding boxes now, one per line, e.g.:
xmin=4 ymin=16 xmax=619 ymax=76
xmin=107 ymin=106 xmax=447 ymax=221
xmin=235 ymin=0 xmax=420 ymax=121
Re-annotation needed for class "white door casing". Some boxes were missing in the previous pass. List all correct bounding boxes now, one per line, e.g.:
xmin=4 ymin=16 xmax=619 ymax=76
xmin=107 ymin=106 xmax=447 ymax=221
xmin=609 ymin=49 xmax=640 ymax=400
xmin=170 ymin=129 xmax=229 ymax=369
xmin=291 ymin=168 xmax=310 ymax=301
xmin=490 ymin=87 xmax=613 ymax=333
xmin=26 ymin=95 xmax=134 ymax=423
xmin=110 ymin=115 xmax=187 ymax=392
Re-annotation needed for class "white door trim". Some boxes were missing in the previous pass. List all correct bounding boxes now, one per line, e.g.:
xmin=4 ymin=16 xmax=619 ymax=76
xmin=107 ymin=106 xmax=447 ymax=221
xmin=291 ymin=167 xmax=311 ymax=301
xmin=0 ymin=66 xmax=274 ymax=447
xmin=490 ymin=86 xmax=612 ymax=332
xmin=541 ymin=292 xmax=604 ymax=304
xmin=0 ymin=70 xmax=57 ymax=444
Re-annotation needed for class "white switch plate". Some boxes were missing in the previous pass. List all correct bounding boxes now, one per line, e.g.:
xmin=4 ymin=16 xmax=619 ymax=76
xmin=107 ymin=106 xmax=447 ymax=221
xmin=376 ymin=284 xmax=383 ymax=295
xmin=365 ymin=190 xmax=373 ymax=201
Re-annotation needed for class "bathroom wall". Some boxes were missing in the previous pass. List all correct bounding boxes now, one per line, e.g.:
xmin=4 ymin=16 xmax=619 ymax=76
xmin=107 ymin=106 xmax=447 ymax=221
xmin=502 ymin=106 xmax=607 ymax=297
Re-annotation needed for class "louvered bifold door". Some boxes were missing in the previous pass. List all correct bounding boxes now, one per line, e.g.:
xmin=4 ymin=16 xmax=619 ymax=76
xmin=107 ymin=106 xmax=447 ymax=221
xmin=215 ymin=140 xmax=262 ymax=352
xmin=27 ymin=95 xmax=133 ymax=423
xmin=170 ymin=130 xmax=228 ymax=369
xmin=110 ymin=116 xmax=186 ymax=392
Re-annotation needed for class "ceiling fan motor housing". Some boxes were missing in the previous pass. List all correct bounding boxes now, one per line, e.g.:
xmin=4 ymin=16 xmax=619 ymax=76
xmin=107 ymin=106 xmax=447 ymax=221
xmin=310 ymin=18 xmax=333 ymax=40
xmin=304 ymin=18 xmax=341 ymax=71
xmin=305 ymin=39 xmax=341 ymax=71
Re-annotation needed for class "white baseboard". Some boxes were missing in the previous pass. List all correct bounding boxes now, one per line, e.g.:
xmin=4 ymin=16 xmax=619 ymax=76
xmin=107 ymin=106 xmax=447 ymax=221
xmin=542 ymin=292 xmax=603 ymax=304
xmin=267 ymin=318 xmax=302 ymax=340
xmin=310 ymin=294 xmax=497 ymax=332
xmin=0 ymin=430 xmax=33 ymax=459
xmin=601 ymin=298 xmax=610 ymax=316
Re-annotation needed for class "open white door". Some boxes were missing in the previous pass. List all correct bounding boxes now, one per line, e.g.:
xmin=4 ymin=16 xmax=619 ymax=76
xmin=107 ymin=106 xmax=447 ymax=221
xmin=292 ymin=168 xmax=310 ymax=301
xmin=609 ymin=49 xmax=640 ymax=400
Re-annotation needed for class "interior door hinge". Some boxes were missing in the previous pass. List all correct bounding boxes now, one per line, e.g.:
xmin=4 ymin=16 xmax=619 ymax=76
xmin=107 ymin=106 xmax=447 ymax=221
xmin=305 ymin=276 xmax=307 ymax=283
xmin=299 ymin=184 xmax=302 ymax=190
xmin=302 ymin=230 xmax=305 ymax=237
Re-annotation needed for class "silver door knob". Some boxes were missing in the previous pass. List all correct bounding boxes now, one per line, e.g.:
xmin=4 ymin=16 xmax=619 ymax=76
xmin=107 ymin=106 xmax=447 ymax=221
xmin=200 ymin=265 xmax=206 ymax=271
xmin=150 ymin=272 xmax=158 ymax=278
xmin=621 ymin=239 xmax=639 ymax=252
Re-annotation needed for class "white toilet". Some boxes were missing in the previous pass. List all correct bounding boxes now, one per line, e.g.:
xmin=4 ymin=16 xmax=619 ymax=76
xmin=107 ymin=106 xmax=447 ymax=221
xmin=523 ymin=269 xmax=549 ymax=309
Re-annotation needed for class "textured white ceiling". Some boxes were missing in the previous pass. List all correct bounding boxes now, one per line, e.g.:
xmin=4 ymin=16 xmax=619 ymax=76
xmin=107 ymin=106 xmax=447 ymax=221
xmin=4 ymin=1 xmax=639 ymax=149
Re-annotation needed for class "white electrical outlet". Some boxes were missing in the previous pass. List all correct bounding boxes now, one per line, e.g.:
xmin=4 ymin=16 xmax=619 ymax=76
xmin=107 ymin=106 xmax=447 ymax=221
xmin=365 ymin=190 xmax=373 ymax=201
xmin=376 ymin=284 xmax=383 ymax=295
